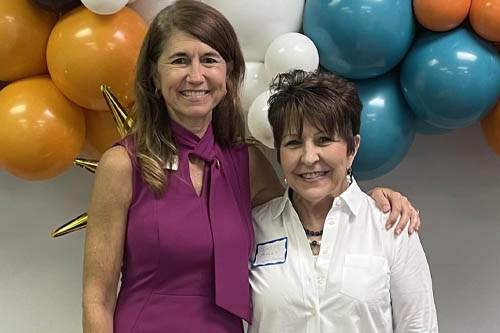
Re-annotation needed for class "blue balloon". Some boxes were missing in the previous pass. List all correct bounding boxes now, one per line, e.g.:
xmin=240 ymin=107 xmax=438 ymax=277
xmin=353 ymin=71 xmax=416 ymax=180
xmin=415 ymin=117 xmax=453 ymax=136
xmin=400 ymin=27 xmax=500 ymax=129
xmin=303 ymin=0 xmax=415 ymax=79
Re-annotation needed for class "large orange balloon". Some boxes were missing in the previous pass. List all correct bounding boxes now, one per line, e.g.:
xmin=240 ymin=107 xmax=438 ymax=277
xmin=0 ymin=0 xmax=57 ymax=81
xmin=46 ymin=6 xmax=147 ymax=111
xmin=413 ymin=0 xmax=471 ymax=32
xmin=470 ymin=0 xmax=500 ymax=42
xmin=481 ymin=98 xmax=500 ymax=157
xmin=83 ymin=109 xmax=122 ymax=159
xmin=0 ymin=76 xmax=85 ymax=180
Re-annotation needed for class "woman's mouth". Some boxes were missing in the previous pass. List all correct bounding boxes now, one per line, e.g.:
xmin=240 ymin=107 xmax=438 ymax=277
xmin=180 ymin=90 xmax=209 ymax=97
xmin=300 ymin=171 xmax=327 ymax=179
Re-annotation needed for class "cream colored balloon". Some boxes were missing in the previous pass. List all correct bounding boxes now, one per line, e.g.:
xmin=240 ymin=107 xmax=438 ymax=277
xmin=203 ymin=0 xmax=305 ymax=61
xmin=128 ymin=0 xmax=176 ymax=23
xmin=247 ymin=91 xmax=274 ymax=148
xmin=81 ymin=0 xmax=128 ymax=15
xmin=241 ymin=62 xmax=271 ymax=113
xmin=265 ymin=32 xmax=319 ymax=80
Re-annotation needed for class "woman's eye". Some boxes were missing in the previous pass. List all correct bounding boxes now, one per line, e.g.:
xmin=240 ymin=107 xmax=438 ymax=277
xmin=318 ymin=136 xmax=333 ymax=144
xmin=284 ymin=140 xmax=301 ymax=147
xmin=202 ymin=57 xmax=218 ymax=64
xmin=171 ymin=58 xmax=187 ymax=65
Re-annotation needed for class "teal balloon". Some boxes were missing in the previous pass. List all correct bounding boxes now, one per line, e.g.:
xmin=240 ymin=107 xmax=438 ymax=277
xmin=353 ymin=71 xmax=416 ymax=180
xmin=303 ymin=0 xmax=415 ymax=79
xmin=401 ymin=27 xmax=500 ymax=129
xmin=415 ymin=117 xmax=453 ymax=136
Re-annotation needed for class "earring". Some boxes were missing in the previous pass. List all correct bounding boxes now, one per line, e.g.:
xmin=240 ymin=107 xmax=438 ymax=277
xmin=346 ymin=167 xmax=353 ymax=185
xmin=154 ymin=87 xmax=160 ymax=96
xmin=284 ymin=178 xmax=288 ymax=185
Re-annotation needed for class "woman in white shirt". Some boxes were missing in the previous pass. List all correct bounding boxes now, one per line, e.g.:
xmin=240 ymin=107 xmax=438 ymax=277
xmin=248 ymin=69 xmax=438 ymax=332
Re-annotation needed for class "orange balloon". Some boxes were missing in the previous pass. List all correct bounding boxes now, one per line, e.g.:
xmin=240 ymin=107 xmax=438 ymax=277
xmin=413 ymin=0 xmax=471 ymax=31
xmin=481 ymin=98 xmax=500 ymax=157
xmin=0 ymin=76 xmax=85 ymax=180
xmin=46 ymin=6 xmax=147 ymax=111
xmin=83 ymin=109 xmax=122 ymax=159
xmin=0 ymin=0 xmax=57 ymax=81
xmin=470 ymin=0 xmax=500 ymax=42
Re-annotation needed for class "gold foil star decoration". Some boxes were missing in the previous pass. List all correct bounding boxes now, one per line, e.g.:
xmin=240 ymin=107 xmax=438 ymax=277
xmin=51 ymin=85 xmax=132 ymax=237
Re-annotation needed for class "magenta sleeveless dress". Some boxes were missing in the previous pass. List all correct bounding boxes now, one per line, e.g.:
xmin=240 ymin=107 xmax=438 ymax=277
xmin=113 ymin=121 xmax=254 ymax=332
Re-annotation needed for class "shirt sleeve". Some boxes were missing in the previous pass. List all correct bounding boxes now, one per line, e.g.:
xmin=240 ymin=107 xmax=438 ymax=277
xmin=389 ymin=227 xmax=439 ymax=332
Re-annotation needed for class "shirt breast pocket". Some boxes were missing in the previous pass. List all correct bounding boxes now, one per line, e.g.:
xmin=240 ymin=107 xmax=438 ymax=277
xmin=340 ymin=254 xmax=390 ymax=302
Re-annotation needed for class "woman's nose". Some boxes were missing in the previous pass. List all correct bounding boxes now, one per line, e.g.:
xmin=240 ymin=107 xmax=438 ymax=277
xmin=187 ymin=62 xmax=203 ymax=83
xmin=301 ymin=143 xmax=320 ymax=165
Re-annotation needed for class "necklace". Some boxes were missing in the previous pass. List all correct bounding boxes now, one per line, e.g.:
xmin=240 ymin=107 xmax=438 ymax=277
xmin=303 ymin=227 xmax=323 ymax=237
xmin=308 ymin=239 xmax=321 ymax=247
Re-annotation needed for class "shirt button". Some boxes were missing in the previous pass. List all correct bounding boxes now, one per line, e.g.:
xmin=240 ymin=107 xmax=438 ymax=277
xmin=311 ymin=308 xmax=317 ymax=316
xmin=322 ymin=249 xmax=329 ymax=254
xmin=317 ymin=277 xmax=325 ymax=284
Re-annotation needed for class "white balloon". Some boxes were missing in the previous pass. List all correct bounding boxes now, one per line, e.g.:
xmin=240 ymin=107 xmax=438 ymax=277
xmin=247 ymin=91 xmax=274 ymax=149
xmin=203 ymin=0 xmax=305 ymax=62
xmin=128 ymin=0 xmax=176 ymax=24
xmin=81 ymin=0 xmax=128 ymax=15
xmin=241 ymin=62 xmax=271 ymax=113
xmin=264 ymin=32 xmax=319 ymax=80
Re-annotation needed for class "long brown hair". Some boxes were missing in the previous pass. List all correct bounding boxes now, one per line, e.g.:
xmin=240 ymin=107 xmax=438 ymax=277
xmin=130 ymin=0 xmax=246 ymax=196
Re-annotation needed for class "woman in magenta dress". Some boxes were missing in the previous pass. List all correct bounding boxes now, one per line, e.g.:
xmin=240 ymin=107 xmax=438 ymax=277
xmin=82 ymin=1 xmax=420 ymax=332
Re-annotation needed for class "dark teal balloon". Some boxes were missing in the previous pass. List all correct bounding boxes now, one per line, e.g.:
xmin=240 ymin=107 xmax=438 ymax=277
xmin=353 ymin=71 xmax=416 ymax=180
xmin=303 ymin=0 xmax=415 ymax=79
xmin=415 ymin=117 xmax=453 ymax=136
xmin=401 ymin=27 xmax=500 ymax=129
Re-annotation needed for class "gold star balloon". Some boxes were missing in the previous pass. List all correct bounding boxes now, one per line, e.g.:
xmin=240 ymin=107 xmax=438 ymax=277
xmin=51 ymin=85 xmax=132 ymax=237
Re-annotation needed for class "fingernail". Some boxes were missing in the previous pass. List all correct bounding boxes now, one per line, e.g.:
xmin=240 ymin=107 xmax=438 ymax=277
xmin=386 ymin=224 xmax=391 ymax=230
xmin=409 ymin=227 xmax=414 ymax=234
xmin=396 ymin=229 xmax=401 ymax=234
xmin=383 ymin=205 xmax=390 ymax=212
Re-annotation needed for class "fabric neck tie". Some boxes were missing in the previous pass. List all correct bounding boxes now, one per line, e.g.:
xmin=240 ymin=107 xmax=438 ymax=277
xmin=170 ymin=120 xmax=251 ymax=322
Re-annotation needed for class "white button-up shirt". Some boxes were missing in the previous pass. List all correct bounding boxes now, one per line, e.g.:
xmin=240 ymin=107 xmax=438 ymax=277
xmin=248 ymin=179 xmax=438 ymax=333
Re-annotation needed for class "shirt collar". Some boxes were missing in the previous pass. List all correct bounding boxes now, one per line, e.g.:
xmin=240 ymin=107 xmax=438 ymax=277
xmin=271 ymin=177 xmax=363 ymax=220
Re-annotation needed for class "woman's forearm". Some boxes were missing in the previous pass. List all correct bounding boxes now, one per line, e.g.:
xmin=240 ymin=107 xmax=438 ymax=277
xmin=83 ymin=302 xmax=114 ymax=333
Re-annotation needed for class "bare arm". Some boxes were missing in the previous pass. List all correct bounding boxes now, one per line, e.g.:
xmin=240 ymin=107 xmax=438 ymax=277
xmin=248 ymin=145 xmax=284 ymax=207
xmin=82 ymin=146 xmax=132 ymax=333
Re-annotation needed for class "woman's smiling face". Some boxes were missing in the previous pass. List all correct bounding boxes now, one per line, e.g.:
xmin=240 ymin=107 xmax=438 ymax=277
xmin=280 ymin=120 xmax=360 ymax=206
xmin=155 ymin=30 xmax=227 ymax=127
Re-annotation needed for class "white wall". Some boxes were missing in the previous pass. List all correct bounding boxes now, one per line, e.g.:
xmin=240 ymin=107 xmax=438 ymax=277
xmin=1 ymin=123 xmax=499 ymax=332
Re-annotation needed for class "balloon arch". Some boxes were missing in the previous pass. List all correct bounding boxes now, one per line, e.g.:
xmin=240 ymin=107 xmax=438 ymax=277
xmin=1 ymin=0 xmax=499 ymax=233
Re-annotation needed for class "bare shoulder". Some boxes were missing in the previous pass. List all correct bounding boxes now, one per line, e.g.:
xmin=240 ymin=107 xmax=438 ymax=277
xmin=97 ymin=145 xmax=132 ymax=174
xmin=91 ymin=145 xmax=133 ymax=209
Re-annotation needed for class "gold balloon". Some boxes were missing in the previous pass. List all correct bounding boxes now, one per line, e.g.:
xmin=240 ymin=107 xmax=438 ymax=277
xmin=0 ymin=76 xmax=86 ymax=180
xmin=0 ymin=0 xmax=57 ymax=81
xmin=46 ymin=6 xmax=147 ymax=110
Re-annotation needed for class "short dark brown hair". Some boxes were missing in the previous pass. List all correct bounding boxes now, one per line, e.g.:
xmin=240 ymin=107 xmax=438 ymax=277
xmin=267 ymin=69 xmax=362 ymax=156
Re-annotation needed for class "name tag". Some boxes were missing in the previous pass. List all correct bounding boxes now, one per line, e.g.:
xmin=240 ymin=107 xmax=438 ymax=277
xmin=252 ymin=237 xmax=288 ymax=267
